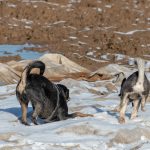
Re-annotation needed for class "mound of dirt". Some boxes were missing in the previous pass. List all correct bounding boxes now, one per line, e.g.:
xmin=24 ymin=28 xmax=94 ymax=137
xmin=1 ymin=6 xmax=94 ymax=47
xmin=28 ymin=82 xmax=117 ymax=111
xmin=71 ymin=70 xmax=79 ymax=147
xmin=1 ymin=54 xmax=121 ymax=85
xmin=0 ymin=63 xmax=20 ymax=85
xmin=3 ymin=54 xmax=91 ymax=84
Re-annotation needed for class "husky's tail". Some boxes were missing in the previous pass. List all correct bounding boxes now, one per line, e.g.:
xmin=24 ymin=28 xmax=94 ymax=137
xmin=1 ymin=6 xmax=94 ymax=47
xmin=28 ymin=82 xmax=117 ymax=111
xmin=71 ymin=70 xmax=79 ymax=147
xmin=17 ymin=60 xmax=45 ymax=94
xmin=133 ymin=58 xmax=145 ymax=93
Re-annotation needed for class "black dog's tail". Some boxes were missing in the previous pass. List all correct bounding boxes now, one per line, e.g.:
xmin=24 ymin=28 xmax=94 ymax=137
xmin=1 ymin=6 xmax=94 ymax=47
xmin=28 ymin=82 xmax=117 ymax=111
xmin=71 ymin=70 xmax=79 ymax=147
xmin=17 ymin=60 xmax=45 ymax=94
xmin=25 ymin=60 xmax=45 ymax=77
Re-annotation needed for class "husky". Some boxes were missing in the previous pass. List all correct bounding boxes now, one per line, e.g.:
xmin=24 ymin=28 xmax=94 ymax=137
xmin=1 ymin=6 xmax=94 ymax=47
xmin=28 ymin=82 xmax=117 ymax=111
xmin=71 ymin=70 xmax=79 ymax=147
xmin=116 ymin=58 xmax=149 ymax=124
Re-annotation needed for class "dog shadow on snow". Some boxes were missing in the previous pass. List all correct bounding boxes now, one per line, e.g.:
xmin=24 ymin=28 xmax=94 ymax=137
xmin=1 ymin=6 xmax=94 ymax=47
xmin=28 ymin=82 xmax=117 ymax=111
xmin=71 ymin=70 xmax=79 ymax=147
xmin=0 ymin=107 xmax=33 ymax=122
xmin=92 ymin=105 xmax=131 ymax=119
xmin=0 ymin=105 xmax=131 ymax=124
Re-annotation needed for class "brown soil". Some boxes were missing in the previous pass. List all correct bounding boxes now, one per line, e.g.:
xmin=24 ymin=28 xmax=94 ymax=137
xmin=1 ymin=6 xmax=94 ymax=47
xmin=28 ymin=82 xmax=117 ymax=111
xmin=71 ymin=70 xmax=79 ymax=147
xmin=0 ymin=55 xmax=21 ymax=63
xmin=0 ymin=0 xmax=150 ymax=70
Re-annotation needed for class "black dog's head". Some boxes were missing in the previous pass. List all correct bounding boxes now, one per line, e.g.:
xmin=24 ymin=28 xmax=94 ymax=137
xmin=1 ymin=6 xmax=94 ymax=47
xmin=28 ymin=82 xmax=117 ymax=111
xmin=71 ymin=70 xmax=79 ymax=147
xmin=57 ymin=84 xmax=70 ymax=102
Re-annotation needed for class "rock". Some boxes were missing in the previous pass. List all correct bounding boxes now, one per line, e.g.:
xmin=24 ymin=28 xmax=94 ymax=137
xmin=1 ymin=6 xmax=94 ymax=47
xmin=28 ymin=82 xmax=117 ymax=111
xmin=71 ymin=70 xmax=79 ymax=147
xmin=7 ymin=60 xmax=32 ymax=72
xmin=39 ymin=53 xmax=90 ymax=73
xmin=39 ymin=54 xmax=90 ymax=80
xmin=0 ymin=63 xmax=20 ymax=85
xmin=3 ymin=54 xmax=91 ymax=84
xmin=89 ymin=64 xmax=134 ymax=84
xmin=109 ymin=127 xmax=150 ymax=145
xmin=90 ymin=64 xmax=132 ymax=77
xmin=8 ymin=54 xmax=90 ymax=76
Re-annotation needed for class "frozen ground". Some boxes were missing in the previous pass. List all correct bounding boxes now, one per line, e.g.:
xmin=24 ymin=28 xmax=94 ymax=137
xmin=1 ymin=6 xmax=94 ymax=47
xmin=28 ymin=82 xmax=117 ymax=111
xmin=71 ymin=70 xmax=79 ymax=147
xmin=0 ymin=44 xmax=47 ymax=60
xmin=0 ymin=75 xmax=150 ymax=150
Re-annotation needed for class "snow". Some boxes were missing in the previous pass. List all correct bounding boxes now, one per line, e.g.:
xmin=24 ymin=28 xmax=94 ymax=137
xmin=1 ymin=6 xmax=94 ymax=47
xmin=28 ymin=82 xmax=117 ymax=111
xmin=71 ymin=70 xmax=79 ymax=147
xmin=128 ymin=57 xmax=135 ymax=66
xmin=53 ymin=21 xmax=66 ymax=25
xmin=97 ymin=8 xmax=102 ymax=12
xmin=69 ymin=36 xmax=78 ymax=40
xmin=86 ymin=51 xmax=94 ymax=56
xmin=100 ymin=54 xmax=109 ymax=60
xmin=69 ymin=0 xmax=81 ymax=3
xmin=145 ymin=61 xmax=150 ymax=71
xmin=105 ymin=5 xmax=112 ymax=8
xmin=114 ymin=28 xmax=150 ymax=35
xmin=115 ymin=54 xmax=125 ymax=61
xmin=25 ymin=25 xmax=32 ymax=29
xmin=96 ymin=47 xmax=101 ymax=50
xmin=0 ymin=70 xmax=150 ymax=150
xmin=78 ymin=41 xmax=87 ymax=45
xmin=7 ymin=3 xmax=16 ymax=8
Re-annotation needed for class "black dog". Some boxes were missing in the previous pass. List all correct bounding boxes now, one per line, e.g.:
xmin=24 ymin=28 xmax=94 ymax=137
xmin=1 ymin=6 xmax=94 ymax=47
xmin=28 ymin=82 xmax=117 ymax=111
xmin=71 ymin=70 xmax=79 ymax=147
xmin=16 ymin=60 xmax=92 ymax=125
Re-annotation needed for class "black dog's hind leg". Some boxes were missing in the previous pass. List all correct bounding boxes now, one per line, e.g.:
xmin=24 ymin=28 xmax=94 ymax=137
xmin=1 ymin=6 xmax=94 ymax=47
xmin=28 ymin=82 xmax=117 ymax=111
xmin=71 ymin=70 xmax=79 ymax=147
xmin=31 ymin=103 xmax=42 ymax=125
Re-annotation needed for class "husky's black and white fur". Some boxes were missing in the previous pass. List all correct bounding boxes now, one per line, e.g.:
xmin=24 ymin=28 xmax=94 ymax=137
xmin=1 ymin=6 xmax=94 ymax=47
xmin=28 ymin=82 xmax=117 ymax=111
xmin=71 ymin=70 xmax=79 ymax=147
xmin=116 ymin=58 xmax=150 ymax=124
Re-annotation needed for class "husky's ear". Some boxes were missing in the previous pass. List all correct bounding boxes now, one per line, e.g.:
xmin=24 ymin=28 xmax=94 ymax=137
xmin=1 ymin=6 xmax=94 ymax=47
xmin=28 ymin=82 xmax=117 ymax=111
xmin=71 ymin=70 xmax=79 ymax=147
xmin=113 ymin=72 xmax=125 ymax=83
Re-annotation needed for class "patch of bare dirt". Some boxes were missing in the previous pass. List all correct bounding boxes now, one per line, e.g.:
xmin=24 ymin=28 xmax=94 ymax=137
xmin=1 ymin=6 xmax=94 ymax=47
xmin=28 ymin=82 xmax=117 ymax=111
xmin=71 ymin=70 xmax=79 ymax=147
xmin=0 ymin=55 xmax=21 ymax=63
xmin=0 ymin=0 xmax=150 ymax=70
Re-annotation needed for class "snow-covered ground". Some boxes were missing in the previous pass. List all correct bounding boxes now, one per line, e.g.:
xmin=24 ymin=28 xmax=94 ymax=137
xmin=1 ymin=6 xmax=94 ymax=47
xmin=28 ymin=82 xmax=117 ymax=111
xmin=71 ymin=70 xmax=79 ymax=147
xmin=0 ymin=74 xmax=150 ymax=150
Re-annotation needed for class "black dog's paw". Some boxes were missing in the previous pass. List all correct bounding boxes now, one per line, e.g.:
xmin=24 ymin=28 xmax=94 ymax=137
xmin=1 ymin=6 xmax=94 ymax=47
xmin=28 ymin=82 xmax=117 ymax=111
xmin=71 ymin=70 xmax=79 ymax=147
xmin=31 ymin=117 xmax=38 ymax=125
xmin=21 ymin=120 xmax=30 ymax=126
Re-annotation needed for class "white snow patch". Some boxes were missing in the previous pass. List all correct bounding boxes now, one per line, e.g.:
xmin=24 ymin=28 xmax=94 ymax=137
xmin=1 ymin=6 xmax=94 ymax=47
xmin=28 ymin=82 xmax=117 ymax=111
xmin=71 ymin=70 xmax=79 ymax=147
xmin=115 ymin=54 xmax=125 ymax=61
xmin=25 ymin=25 xmax=31 ymax=29
xmin=100 ymin=54 xmax=109 ymax=60
xmin=86 ymin=51 xmax=94 ymax=56
xmin=105 ymin=5 xmax=112 ymax=8
xmin=7 ymin=3 xmax=16 ymax=8
xmin=78 ymin=41 xmax=87 ymax=45
xmin=69 ymin=36 xmax=77 ymax=40
xmin=97 ymin=8 xmax=102 ymax=12
xmin=114 ymin=28 xmax=150 ymax=35
xmin=53 ymin=21 xmax=66 ymax=25
xmin=128 ymin=57 xmax=135 ymax=66
xmin=0 ymin=66 xmax=150 ymax=149
xmin=69 ymin=0 xmax=81 ymax=3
